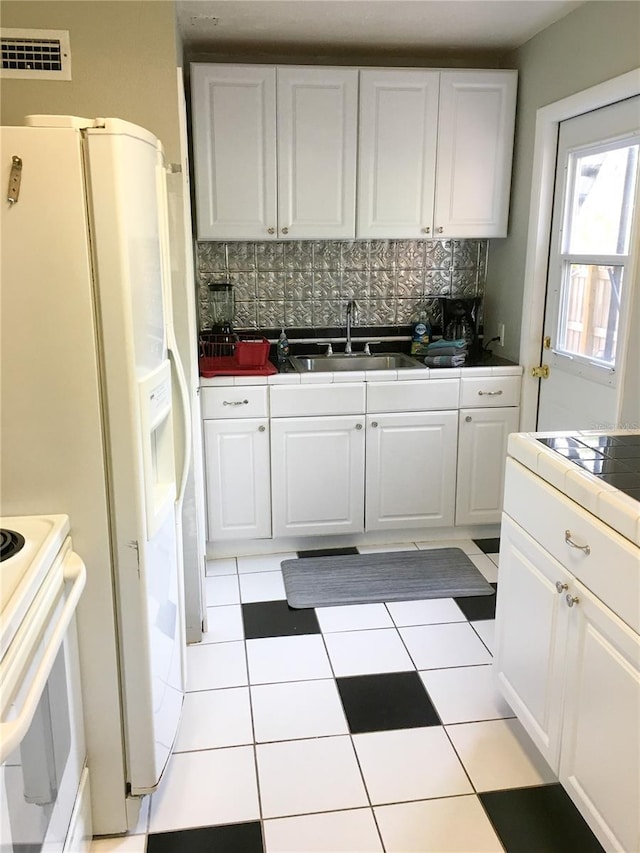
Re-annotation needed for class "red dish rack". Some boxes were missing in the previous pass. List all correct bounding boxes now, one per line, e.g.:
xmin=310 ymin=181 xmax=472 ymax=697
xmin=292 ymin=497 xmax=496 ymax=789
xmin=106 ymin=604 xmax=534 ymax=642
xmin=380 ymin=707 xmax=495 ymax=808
xmin=198 ymin=332 xmax=275 ymax=377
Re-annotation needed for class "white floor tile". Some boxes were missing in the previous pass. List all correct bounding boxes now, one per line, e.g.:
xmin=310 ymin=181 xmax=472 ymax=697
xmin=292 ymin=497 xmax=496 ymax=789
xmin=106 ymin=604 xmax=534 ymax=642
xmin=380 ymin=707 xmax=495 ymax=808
xmin=353 ymin=727 xmax=472 ymax=805
xmin=324 ymin=628 xmax=414 ymax=677
xmin=201 ymin=604 xmax=244 ymax=643
xmin=356 ymin=543 xmax=418 ymax=554
xmin=174 ymin=687 xmax=253 ymax=751
xmin=386 ymin=598 xmax=466 ymax=627
xmin=205 ymin=556 xmax=237 ymax=577
xmin=237 ymin=552 xmax=296 ymax=574
xmin=472 ymin=619 xmax=496 ymax=653
xmin=445 ymin=718 xmax=557 ymax=792
xmin=399 ymin=622 xmax=492 ymax=670
xmin=374 ymin=795 xmax=504 ymax=852
xmin=246 ymin=635 xmax=332 ymax=684
xmin=316 ymin=603 xmax=394 ymax=633
xmin=204 ymin=574 xmax=240 ymax=606
xmin=149 ymin=746 xmax=259 ymax=833
xmin=90 ymin=836 xmax=147 ymax=853
xmin=239 ymin=570 xmax=286 ymax=603
xmin=469 ymin=552 xmax=499 ymax=583
xmin=256 ymin=736 xmax=368 ymax=818
xmin=252 ymin=679 xmax=348 ymax=742
xmin=186 ymin=640 xmax=247 ymax=691
xmin=419 ymin=664 xmax=513 ymax=724
xmin=264 ymin=808 xmax=383 ymax=852
xmin=415 ymin=538 xmax=481 ymax=555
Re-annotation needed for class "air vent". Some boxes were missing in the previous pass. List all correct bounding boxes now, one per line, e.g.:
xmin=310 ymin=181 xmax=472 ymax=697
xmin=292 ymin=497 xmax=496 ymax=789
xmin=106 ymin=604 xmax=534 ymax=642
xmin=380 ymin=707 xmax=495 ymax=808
xmin=1 ymin=28 xmax=71 ymax=80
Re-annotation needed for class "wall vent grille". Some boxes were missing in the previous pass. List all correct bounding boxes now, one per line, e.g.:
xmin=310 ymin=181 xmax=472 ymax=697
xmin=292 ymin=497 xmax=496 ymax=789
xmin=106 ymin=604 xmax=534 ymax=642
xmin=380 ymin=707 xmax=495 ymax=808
xmin=1 ymin=28 xmax=71 ymax=80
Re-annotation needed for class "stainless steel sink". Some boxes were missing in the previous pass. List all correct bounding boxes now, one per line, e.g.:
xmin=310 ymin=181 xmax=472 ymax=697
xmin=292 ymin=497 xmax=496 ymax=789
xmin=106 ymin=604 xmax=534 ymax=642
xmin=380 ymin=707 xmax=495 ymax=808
xmin=289 ymin=353 xmax=426 ymax=372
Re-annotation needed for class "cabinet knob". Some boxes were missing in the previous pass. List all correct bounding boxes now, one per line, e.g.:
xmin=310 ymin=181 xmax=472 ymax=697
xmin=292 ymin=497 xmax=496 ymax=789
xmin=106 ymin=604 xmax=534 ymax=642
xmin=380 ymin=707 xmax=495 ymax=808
xmin=564 ymin=529 xmax=591 ymax=555
xmin=355 ymin=423 xmax=363 ymax=430
xmin=267 ymin=227 xmax=275 ymax=235
xmin=465 ymin=415 xmax=472 ymax=422
xmin=371 ymin=421 xmax=378 ymax=428
xmin=565 ymin=593 xmax=579 ymax=608
xmin=281 ymin=227 xmax=289 ymax=235
xmin=437 ymin=226 xmax=444 ymax=234
xmin=555 ymin=581 xmax=568 ymax=593
xmin=258 ymin=425 xmax=266 ymax=432
xmin=422 ymin=227 xmax=431 ymax=234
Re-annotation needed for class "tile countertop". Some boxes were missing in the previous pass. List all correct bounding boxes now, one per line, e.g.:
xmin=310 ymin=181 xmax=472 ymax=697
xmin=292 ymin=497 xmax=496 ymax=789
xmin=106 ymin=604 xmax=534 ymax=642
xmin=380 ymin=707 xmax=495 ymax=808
xmin=507 ymin=430 xmax=640 ymax=547
xmin=200 ymin=361 xmax=523 ymax=387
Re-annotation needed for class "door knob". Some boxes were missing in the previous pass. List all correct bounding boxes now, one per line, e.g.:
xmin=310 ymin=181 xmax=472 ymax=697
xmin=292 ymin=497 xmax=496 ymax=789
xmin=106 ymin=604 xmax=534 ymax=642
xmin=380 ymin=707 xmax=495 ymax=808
xmin=565 ymin=594 xmax=579 ymax=607
xmin=267 ymin=227 xmax=275 ymax=235
xmin=555 ymin=581 xmax=568 ymax=593
xmin=281 ymin=227 xmax=289 ymax=235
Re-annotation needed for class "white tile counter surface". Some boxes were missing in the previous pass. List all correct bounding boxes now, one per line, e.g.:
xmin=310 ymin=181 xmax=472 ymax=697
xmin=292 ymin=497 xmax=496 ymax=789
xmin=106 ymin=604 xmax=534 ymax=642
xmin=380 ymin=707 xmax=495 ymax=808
xmin=507 ymin=430 xmax=640 ymax=546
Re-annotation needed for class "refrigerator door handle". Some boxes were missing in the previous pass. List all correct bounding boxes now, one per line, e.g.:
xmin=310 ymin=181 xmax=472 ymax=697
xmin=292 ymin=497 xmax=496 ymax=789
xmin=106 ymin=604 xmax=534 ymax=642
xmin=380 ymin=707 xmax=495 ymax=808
xmin=168 ymin=333 xmax=191 ymax=508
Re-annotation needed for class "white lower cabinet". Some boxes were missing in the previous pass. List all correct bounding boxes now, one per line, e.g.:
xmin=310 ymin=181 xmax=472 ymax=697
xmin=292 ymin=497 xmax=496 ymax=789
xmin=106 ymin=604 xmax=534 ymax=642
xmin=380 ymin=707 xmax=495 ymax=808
xmin=203 ymin=418 xmax=272 ymax=540
xmin=270 ymin=415 xmax=365 ymax=537
xmin=365 ymin=410 xmax=458 ymax=530
xmin=495 ymin=514 xmax=640 ymax=853
xmin=456 ymin=406 xmax=520 ymax=526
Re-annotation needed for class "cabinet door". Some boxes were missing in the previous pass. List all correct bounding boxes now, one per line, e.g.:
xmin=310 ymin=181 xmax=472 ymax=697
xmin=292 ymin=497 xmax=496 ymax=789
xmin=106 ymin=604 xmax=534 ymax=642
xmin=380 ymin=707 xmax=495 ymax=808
xmin=357 ymin=69 xmax=439 ymax=239
xmin=559 ymin=579 xmax=640 ymax=853
xmin=204 ymin=418 xmax=271 ymax=540
xmin=365 ymin=410 xmax=457 ymax=531
xmin=271 ymin=415 xmax=365 ymax=537
xmin=456 ymin=406 xmax=520 ymax=526
xmin=277 ymin=67 xmax=358 ymax=239
xmin=191 ymin=64 xmax=277 ymax=239
xmin=494 ymin=515 xmax=570 ymax=770
xmin=435 ymin=71 xmax=517 ymax=238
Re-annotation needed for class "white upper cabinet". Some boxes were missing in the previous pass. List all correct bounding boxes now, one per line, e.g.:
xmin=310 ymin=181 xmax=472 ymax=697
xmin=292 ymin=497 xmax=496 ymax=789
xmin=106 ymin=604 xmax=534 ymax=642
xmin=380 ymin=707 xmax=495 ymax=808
xmin=191 ymin=63 xmax=358 ymax=240
xmin=357 ymin=68 xmax=517 ymax=239
xmin=191 ymin=64 xmax=277 ymax=240
xmin=357 ymin=70 xmax=440 ymax=239
xmin=435 ymin=71 xmax=518 ymax=238
xmin=277 ymin=67 xmax=358 ymax=239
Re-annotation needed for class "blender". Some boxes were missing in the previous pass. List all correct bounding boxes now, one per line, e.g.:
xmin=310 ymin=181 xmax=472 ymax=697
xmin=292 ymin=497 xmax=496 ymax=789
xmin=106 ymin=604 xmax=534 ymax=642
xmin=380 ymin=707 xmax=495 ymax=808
xmin=207 ymin=281 xmax=235 ymax=348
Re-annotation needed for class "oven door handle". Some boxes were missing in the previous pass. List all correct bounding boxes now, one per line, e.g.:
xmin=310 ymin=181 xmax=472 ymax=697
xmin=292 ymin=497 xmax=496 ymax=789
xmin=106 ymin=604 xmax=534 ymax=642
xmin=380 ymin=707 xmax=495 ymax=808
xmin=0 ymin=552 xmax=86 ymax=763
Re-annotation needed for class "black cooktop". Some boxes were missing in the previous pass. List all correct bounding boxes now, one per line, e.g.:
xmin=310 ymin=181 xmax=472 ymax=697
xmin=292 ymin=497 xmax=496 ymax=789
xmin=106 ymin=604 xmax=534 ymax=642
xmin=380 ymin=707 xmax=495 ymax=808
xmin=537 ymin=434 xmax=640 ymax=501
xmin=0 ymin=529 xmax=26 ymax=562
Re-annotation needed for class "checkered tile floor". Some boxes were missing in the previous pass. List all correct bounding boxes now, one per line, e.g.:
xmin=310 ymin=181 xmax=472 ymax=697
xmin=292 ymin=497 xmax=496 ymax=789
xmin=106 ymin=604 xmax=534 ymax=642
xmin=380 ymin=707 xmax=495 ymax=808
xmin=91 ymin=538 xmax=604 ymax=853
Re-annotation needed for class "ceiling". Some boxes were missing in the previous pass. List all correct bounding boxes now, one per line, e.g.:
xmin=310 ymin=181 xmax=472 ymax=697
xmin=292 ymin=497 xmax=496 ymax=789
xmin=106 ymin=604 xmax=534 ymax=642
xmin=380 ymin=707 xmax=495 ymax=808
xmin=177 ymin=0 xmax=584 ymax=56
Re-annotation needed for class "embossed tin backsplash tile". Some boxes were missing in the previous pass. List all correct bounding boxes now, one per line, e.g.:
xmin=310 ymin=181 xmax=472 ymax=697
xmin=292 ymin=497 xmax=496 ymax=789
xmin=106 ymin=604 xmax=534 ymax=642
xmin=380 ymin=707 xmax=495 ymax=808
xmin=197 ymin=238 xmax=487 ymax=331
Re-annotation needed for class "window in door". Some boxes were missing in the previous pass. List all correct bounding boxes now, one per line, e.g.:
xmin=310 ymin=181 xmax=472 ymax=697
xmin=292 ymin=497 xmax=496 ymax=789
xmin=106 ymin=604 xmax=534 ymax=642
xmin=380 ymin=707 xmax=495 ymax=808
xmin=556 ymin=140 xmax=638 ymax=370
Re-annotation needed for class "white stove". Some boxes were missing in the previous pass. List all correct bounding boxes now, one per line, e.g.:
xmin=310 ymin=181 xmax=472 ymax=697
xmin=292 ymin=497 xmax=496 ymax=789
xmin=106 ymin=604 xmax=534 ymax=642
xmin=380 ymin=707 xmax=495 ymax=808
xmin=0 ymin=514 xmax=91 ymax=852
xmin=0 ymin=514 xmax=71 ymax=657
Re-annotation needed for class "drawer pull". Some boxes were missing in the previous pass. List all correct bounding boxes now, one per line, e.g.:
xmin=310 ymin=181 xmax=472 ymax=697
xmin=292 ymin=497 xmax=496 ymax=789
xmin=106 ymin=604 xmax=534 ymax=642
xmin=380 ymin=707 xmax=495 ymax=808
xmin=565 ymin=593 xmax=579 ymax=608
xmin=223 ymin=399 xmax=249 ymax=407
xmin=355 ymin=423 xmax=363 ymax=430
xmin=564 ymin=530 xmax=591 ymax=556
xmin=555 ymin=581 xmax=568 ymax=593
xmin=258 ymin=425 xmax=266 ymax=432
xmin=478 ymin=390 xmax=503 ymax=396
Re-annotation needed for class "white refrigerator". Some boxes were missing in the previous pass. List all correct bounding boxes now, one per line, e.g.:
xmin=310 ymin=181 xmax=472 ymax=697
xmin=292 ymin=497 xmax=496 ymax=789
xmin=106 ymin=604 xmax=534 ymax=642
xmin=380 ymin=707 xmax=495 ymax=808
xmin=0 ymin=116 xmax=195 ymax=834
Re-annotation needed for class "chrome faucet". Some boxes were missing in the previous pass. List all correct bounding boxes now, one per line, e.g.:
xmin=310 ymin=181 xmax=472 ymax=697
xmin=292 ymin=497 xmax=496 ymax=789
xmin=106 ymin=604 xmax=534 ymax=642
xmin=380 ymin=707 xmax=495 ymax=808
xmin=345 ymin=300 xmax=358 ymax=354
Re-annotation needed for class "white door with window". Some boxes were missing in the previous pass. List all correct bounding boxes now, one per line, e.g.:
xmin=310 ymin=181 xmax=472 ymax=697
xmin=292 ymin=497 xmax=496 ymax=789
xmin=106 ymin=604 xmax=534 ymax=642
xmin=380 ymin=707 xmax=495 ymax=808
xmin=537 ymin=96 xmax=640 ymax=431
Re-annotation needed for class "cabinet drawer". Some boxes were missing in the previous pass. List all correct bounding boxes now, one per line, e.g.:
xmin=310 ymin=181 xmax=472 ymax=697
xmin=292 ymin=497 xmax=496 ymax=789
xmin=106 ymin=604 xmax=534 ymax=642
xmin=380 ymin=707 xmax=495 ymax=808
xmin=201 ymin=386 xmax=269 ymax=419
xmin=460 ymin=376 xmax=520 ymax=408
xmin=367 ymin=380 xmax=459 ymax=413
xmin=504 ymin=458 xmax=640 ymax=633
xmin=270 ymin=383 xmax=365 ymax=417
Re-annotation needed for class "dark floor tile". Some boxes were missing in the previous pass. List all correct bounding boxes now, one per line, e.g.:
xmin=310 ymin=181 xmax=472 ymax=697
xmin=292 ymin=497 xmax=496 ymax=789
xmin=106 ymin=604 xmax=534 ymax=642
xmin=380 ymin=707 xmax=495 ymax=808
xmin=147 ymin=821 xmax=264 ymax=853
xmin=336 ymin=671 xmax=441 ymax=733
xmin=480 ymin=784 xmax=604 ymax=853
xmin=297 ymin=546 xmax=359 ymax=558
xmin=454 ymin=584 xmax=497 ymax=620
xmin=242 ymin=599 xmax=320 ymax=639
xmin=472 ymin=537 xmax=501 ymax=554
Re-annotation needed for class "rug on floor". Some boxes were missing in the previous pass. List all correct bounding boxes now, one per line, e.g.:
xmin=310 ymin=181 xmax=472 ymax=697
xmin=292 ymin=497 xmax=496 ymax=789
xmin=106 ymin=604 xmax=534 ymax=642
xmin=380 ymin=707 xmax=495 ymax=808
xmin=281 ymin=548 xmax=494 ymax=608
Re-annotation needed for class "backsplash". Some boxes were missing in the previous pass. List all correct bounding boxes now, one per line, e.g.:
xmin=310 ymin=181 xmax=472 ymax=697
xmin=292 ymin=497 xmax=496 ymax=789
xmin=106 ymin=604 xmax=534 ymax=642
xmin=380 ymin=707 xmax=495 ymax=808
xmin=196 ymin=239 xmax=488 ymax=333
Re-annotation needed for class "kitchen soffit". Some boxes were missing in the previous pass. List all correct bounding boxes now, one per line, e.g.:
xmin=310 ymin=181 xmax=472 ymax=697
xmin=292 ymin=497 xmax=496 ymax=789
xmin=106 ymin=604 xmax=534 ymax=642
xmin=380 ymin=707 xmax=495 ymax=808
xmin=177 ymin=0 xmax=584 ymax=54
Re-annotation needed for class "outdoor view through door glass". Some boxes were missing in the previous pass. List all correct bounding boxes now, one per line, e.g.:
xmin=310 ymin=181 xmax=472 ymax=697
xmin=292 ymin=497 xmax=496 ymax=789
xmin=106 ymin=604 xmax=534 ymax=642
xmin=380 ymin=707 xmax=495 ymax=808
xmin=557 ymin=141 xmax=639 ymax=368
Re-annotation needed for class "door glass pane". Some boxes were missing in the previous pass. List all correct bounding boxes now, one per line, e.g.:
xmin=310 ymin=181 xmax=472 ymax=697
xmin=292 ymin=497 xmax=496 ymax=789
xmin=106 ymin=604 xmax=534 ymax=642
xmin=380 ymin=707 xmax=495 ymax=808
xmin=566 ymin=144 xmax=638 ymax=254
xmin=558 ymin=263 xmax=623 ymax=365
